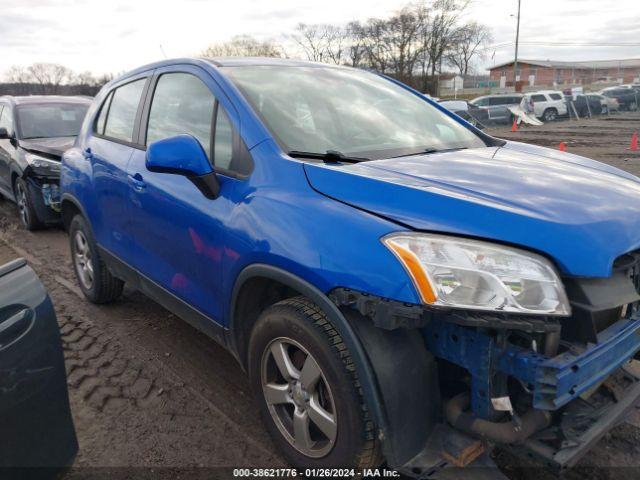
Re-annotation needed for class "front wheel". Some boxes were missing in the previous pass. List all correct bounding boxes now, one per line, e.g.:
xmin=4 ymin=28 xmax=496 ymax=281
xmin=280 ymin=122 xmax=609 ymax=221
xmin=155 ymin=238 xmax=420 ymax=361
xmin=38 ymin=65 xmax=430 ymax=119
xmin=248 ymin=296 xmax=382 ymax=469
xmin=14 ymin=178 xmax=43 ymax=231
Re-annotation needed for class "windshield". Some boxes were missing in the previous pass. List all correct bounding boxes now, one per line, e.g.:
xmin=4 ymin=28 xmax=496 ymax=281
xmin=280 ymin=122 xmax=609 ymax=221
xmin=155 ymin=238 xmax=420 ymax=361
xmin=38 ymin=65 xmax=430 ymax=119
xmin=17 ymin=103 xmax=89 ymax=139
xmin=224 ymin=66 xmax=486 ymax=160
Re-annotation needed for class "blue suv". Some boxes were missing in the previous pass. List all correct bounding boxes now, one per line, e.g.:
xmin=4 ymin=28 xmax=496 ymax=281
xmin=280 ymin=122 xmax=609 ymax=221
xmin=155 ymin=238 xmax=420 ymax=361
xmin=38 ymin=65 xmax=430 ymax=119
xmin=61 ymin=58 xmax=640 ymax=476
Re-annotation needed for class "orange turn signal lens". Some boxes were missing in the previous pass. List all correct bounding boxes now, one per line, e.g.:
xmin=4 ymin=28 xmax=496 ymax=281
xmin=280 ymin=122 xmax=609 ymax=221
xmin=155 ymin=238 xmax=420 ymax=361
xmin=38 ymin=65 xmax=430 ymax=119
xmin=384 ymin=239 xmax=437 ymax=304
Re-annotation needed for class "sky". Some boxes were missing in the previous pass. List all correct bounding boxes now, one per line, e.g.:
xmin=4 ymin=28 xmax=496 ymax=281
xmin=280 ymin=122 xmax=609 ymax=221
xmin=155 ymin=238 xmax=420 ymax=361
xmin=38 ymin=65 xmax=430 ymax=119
xmin=0 ymin=0 xmax=639 ymax=78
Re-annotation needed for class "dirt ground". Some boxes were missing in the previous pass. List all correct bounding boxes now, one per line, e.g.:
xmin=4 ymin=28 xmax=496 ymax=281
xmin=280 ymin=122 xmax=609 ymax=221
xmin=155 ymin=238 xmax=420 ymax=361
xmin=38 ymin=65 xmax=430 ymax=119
xmin=0 ymin=112 xmax=640 ymax=479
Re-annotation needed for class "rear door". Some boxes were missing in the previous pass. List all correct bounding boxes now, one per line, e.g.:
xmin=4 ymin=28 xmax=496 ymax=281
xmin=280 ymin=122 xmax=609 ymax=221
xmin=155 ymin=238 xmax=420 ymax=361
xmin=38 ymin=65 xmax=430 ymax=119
xmin=487 ymin=97 xmax=508 ymax=120
xmin=548 ymin=92 xmax=567 ymax=114
xmin=0 ymin=259 xmax=77 ymax=472
xmin=86 ymin=75 xmax=150 ymax=265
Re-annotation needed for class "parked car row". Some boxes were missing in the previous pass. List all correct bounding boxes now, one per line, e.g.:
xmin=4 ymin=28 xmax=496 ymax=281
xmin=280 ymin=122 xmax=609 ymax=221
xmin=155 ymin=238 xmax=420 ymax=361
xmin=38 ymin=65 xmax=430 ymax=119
xmin=457 ymin=84 xmax=638 ymax=126
xmin=3 ymin=59 xmax=640 ymax=478
xmin=599 ymin=85 xmax=639 ymax=111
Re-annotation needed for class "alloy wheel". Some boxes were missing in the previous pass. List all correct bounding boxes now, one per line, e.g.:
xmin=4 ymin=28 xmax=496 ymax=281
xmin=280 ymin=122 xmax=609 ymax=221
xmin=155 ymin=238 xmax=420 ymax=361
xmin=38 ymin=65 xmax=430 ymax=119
xmin=73 ymin=230 xmax=94 ymax=290
xmin=15 ymin=182 xmax=29 ymax=226
xmin=261 ymin=337 xmax=338 ymax=458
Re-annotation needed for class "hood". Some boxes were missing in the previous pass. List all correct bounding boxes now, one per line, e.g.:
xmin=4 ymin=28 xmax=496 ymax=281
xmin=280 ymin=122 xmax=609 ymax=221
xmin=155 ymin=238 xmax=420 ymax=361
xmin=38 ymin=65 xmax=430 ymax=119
xmin=304 ymin=142 xmax=640 ymax=277
xmin=19 ymin=137 xmax=76 ymax=159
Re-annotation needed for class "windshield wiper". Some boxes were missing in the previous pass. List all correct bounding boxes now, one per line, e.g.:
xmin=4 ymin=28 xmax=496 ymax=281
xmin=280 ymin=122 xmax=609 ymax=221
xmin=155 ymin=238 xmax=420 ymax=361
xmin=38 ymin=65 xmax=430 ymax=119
xmin=391 ymin=147 xmax=468 ymax=159
xmin=288 ymin=150 xmax=368 ymax=164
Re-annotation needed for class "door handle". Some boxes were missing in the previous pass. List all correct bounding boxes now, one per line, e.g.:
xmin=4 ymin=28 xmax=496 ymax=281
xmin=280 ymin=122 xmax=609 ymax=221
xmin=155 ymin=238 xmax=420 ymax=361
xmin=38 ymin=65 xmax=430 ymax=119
xmin=0 ymin=308 xmax=32 ymax=348
xmin=128 ymin=173 xmax=146 ymax=191
xmin=83 ymin=148 xmax=93 ymax=160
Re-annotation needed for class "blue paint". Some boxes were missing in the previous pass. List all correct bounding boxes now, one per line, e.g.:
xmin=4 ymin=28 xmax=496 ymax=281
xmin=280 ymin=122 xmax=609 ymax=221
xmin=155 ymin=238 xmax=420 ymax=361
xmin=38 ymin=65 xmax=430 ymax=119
xmin=425 ymin=312 xmax=640 ymax=417
xmin=146 ymin=134 xmax=213 ymax=176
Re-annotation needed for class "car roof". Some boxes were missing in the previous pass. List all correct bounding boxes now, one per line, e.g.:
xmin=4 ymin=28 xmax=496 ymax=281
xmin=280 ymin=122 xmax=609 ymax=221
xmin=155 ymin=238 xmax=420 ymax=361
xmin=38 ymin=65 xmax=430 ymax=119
xmin=0 ymin=95 xmax=92 ymax=106
xmin=116 ymin=57 xmax=348 ymax=82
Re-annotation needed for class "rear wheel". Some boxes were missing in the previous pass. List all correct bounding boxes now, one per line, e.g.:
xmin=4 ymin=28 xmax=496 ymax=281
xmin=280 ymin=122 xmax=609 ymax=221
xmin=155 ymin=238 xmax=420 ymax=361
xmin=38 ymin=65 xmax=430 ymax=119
xmin=248 ymin=296 xmax=382 ymax=469
xmin=14 ymin=177 xmax=43 ymax=231
xmin=542 ymin=108 xmax=558 ymax=122
xmin=69 ymin=214 xmax=124 ymax=303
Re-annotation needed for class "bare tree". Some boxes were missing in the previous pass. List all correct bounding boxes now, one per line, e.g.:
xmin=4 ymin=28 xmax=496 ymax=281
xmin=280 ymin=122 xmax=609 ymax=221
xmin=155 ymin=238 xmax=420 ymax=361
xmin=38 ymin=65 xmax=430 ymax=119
xmin=26 ymin=63 xmax=74 ymax=94
xmin=5 ymin=66 xmax=32 ymax=84
xmin=446 ymin=22 xmax=491 ymax=76
xmin=293 ymin=23 xmax=349 ymax=64
xmin=202 ymin=35 xmax=283 ymax=58
xmin=386 ymin=6 xmax=425 ymax=82
xmin=345 ymin=21 xmax=368 ymax=68
xmin=420 ymin=0 xmax=469 ymax=92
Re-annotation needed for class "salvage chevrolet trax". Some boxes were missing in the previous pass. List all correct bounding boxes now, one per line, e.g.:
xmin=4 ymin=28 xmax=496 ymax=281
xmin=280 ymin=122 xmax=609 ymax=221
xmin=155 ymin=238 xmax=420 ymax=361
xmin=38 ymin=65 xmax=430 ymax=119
xmin=0 ymin=96 xmax=90 ymax=230
xmin=60 ymin=58 xmax=640 ymax=476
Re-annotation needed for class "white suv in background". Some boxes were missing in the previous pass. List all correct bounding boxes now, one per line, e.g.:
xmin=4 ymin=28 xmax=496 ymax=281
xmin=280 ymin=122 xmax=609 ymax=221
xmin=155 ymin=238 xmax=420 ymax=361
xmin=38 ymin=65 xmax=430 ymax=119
xmin=523 ymin=90 xmax=568 ymax=121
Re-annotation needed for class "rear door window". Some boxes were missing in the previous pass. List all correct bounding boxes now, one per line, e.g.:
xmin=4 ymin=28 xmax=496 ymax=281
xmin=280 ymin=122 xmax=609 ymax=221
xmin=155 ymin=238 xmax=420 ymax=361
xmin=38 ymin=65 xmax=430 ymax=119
xmin=549 ymin=93 xmax=563 ymax=100
xmin=103 ymin=79 xmax=146 ymax=143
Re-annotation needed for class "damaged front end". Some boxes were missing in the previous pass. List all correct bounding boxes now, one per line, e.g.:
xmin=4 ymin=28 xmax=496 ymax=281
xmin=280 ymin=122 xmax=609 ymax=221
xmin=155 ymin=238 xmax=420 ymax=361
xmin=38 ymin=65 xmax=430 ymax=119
xmin=335 ymin=244 xmax=640 ymax=477
xmin=22 ymin=153 xmax=62 ymax=221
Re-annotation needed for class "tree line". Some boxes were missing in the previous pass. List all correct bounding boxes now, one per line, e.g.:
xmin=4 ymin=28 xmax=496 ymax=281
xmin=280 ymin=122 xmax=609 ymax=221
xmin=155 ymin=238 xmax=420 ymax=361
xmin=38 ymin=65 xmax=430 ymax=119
xmin=0 ymin=63 xmax=113 ymax=96
xmin=202 ymin=0 xmax=491 ymax=93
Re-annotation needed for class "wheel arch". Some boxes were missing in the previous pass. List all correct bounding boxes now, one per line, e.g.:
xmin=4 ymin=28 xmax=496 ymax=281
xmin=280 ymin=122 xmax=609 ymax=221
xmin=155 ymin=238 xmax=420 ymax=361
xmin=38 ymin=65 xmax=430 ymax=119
xmin=229 ymin=264 xmax=390 ymax=447
xmin=228 ymin=264 xmax=441 ymax=469
xmin=60 ymin=193 xmax=89 ymax=232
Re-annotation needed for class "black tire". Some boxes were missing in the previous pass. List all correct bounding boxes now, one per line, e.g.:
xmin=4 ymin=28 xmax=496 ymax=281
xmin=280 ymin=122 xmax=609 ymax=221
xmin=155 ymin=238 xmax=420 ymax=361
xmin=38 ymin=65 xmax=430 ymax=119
xmin=69 ymin=214 xmax=124 ymax=303
xmin=14 ymin=177 xmax=44 ymax=231
xmin=542 ymin=108 xmax=558 ymax=122
xmin=248 ymin=296 xmax=382 ymax=469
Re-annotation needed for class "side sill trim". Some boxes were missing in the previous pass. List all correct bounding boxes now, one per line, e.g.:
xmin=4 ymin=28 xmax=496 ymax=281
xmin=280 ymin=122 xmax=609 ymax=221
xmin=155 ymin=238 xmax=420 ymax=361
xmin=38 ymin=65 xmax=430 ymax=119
xmin=98 ymin=246 xmax=228 ymax=348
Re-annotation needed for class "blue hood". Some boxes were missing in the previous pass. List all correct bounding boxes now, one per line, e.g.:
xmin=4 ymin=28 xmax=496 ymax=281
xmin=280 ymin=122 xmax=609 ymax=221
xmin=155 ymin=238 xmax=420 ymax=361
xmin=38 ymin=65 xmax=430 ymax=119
xmin=304 ymin=142 xmax=640 ymax=277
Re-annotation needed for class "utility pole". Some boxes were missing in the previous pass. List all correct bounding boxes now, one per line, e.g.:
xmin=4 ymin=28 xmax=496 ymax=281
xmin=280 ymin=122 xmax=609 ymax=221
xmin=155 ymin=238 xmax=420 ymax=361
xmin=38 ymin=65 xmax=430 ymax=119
xmin=514 ymin=0 xmax=522 ymax=90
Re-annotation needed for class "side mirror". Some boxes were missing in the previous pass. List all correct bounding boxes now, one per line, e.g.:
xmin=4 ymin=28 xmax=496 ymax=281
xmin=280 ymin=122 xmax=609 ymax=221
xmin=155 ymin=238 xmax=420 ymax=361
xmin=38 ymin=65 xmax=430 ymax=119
xmin=146 ymin=134 xmax=220 ymax=199
xmin=0 ymin=127 xmax=10 ymax=140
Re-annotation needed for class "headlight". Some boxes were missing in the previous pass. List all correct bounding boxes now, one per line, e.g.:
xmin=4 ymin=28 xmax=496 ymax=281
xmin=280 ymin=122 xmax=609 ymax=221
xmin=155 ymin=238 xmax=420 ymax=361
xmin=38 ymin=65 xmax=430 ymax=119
xmin=383 ymin=233 xmax=570 ymax=316
xmin=26 ymin=154 xmax=61 ymax=175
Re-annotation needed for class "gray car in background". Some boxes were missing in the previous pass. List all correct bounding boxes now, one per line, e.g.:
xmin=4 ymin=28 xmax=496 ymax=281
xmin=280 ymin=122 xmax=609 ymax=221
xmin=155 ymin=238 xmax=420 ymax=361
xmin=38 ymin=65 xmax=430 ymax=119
xmin=469 ymin=93 xmax=523 ymax=124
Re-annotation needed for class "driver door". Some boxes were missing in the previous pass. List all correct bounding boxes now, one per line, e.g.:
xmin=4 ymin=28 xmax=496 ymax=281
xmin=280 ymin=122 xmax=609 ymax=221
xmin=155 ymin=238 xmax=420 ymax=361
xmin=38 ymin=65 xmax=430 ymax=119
xmin=125 ymin=66 xmax=242 ymax=330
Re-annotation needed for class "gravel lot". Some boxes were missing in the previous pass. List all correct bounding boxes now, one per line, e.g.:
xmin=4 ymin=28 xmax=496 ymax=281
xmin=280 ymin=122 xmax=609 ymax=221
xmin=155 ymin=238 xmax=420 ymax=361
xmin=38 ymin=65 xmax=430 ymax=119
xmin=1 ymin=112 xmax=639 ymax=479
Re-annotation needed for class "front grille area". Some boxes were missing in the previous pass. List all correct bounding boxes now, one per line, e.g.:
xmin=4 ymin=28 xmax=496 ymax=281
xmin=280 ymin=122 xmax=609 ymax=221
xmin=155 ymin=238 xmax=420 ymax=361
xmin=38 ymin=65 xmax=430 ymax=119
xmin=561 ymin=251 xmax=640 ymax=343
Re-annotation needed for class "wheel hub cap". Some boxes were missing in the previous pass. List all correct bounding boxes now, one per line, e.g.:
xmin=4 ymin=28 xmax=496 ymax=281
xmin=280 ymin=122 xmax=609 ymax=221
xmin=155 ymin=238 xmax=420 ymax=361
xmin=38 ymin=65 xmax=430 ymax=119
xmin=73 ymin=231 xmax=94 ymax=289
xmin=261 ymin=337 xmax=338 ymax=458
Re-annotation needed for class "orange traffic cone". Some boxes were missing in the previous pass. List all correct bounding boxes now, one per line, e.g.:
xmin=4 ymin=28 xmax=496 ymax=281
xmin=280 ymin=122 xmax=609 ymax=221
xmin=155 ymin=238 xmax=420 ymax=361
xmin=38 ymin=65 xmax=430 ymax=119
xmin=511 ymin=119 xmax=518 ymax=132
xmin=558 ymin=142 xmax=567 ymax=152
xmin=630 ymin=130 xmax=639 ymax=151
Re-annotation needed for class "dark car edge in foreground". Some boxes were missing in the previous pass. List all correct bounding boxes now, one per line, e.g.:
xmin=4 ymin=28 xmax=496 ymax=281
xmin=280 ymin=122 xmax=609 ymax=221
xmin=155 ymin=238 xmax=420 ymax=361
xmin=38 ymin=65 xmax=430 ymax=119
xmin=60 ymin=57 xmax=640 ymax=477
xmin=0 ymin=95 xmax=90 ymax=230
xmin=0 ymin=258 xmax=78 ymax=478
